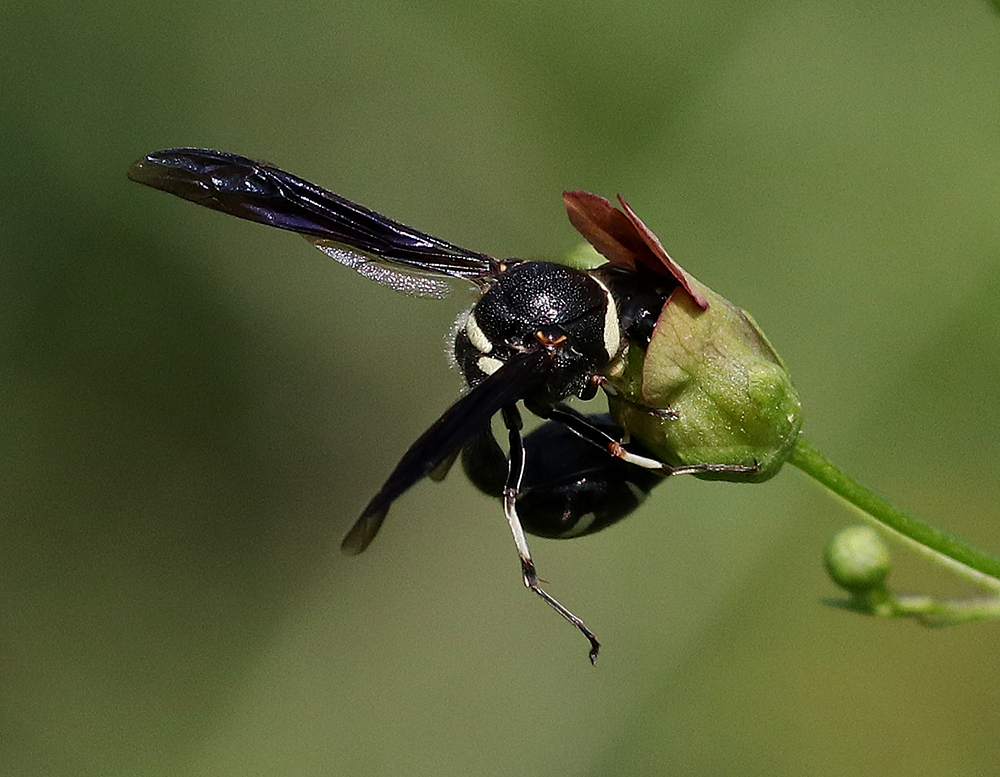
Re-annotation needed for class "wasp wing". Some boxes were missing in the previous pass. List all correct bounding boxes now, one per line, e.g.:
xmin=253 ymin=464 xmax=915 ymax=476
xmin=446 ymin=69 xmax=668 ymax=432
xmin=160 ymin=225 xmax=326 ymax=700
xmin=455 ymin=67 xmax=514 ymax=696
xmin=128 ymin=148 xmax=498 ymax=296
xmin=341 ymin=350 xmax=549 ymax=555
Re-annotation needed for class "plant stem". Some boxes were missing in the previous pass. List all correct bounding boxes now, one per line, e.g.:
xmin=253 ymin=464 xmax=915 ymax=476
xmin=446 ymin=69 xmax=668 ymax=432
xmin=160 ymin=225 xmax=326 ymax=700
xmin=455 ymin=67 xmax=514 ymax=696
xmin=790 ymin=436 xmax=1000 ymax=594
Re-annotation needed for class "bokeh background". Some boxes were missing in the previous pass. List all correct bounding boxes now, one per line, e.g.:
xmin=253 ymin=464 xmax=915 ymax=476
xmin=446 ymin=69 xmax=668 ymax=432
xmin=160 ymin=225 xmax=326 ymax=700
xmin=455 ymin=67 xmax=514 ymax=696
xmin=3 ymin=2 xmax=1000 ymax=775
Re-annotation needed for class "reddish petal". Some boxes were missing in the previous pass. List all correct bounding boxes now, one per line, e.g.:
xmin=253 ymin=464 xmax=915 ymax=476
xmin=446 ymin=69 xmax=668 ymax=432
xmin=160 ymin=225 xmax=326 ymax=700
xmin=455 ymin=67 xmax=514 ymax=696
xmin=563 ymin=190 xmax=708 ymax=310
xmin=617 ymin=195 xmax=708 ymax=309
xmin=562 ymin=190 xmax=644 ymax=270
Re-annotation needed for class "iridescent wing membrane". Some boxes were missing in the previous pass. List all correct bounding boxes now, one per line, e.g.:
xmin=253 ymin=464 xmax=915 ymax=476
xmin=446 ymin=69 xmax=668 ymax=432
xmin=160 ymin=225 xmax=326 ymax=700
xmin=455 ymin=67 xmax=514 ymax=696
xmin=128 ymin=148 xmax=498 ymax=298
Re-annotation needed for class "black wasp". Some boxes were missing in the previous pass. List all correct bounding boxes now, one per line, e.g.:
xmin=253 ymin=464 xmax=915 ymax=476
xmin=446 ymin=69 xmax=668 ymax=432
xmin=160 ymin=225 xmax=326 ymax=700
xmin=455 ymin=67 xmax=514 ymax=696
xmin=128 ymin=148 xmax=750 ymax=662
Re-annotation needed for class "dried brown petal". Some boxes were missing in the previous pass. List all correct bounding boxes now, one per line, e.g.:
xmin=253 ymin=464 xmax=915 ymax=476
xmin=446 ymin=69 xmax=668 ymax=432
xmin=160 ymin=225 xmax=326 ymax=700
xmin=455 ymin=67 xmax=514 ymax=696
xmin=563 ymin=190 xmax=646 ymax=270
xmin=616 ymin=196 xmax=707 ymax=309
xmin=563 ymin=190 xmax=708 ymax=309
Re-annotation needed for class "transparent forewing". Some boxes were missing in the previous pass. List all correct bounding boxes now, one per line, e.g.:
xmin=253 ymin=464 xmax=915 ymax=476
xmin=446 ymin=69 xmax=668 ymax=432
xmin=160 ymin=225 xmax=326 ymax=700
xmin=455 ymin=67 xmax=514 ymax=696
xmin=308 ymin=240 xmax=451 ymax=298
xmin=128 ymin=149 xmax=498 ymax=290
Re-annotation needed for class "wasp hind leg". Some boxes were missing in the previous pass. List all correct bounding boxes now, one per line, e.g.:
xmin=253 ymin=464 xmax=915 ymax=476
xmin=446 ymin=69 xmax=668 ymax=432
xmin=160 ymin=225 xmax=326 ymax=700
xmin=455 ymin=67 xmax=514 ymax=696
xmin=499 ymin=405 xmax=601 ymax=664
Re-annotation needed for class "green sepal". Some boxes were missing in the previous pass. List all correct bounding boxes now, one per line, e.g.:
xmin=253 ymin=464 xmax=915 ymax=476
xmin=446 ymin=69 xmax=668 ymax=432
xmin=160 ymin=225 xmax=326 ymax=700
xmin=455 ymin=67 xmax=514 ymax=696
xmin=608 ymin=278 xmax=802 ymax=481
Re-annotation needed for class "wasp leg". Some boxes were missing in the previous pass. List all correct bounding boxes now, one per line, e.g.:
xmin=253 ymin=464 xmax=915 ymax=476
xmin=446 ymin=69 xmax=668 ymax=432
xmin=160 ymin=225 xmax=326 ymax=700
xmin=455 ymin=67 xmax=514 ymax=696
xmin=538 ymin=403 xmax=759 ymax=477
xmin=595 ymin=376 xmax=677 ymax=420
xmin=500 ymin=405 xmax=601 ymax=664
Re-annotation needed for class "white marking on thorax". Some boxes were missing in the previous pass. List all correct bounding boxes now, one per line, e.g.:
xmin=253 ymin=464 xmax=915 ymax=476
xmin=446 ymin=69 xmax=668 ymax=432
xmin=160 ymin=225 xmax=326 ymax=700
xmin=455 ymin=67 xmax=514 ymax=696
xmin=477 ymin=355 xmax=504 ymax=375
xmin=464 ymin=311 xmax=493 ymax=354
xmin=592 ymin=276 xmax=621 ymax=359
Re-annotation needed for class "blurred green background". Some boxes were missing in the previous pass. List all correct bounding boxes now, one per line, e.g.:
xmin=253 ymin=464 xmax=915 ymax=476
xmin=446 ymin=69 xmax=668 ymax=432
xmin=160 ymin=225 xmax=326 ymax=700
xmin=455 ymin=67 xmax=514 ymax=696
xmin=3 ymin=2 xmax=1000 ymax=775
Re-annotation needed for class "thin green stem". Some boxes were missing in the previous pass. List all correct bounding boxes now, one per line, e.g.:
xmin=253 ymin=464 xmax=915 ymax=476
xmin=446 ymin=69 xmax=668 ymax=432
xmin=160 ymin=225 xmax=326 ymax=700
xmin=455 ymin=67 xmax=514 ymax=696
xmin=891 ymin=594 xmax=1000 ymax=626
xmin=790 ymin=436 xmax=1000 ymax=594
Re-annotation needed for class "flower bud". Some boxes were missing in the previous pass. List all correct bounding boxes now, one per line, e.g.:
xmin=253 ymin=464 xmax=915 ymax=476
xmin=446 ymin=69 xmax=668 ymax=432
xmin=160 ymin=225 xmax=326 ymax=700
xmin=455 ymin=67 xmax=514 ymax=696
xmin=607 ymin=275 xmax=802 ymax=481
xmin=563 ymin=190 xmax=802 ymax=481
xmin=824 ymin=525 xmax=892 ymax=593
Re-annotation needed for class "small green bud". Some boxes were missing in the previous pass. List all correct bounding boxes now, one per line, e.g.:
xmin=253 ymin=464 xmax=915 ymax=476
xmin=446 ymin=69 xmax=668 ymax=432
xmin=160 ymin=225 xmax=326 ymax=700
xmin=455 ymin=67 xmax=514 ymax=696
xmin=608 ymin=276 xmax=802 ymax=481
xmin=824 ymin=526 xmax=892 ymax=593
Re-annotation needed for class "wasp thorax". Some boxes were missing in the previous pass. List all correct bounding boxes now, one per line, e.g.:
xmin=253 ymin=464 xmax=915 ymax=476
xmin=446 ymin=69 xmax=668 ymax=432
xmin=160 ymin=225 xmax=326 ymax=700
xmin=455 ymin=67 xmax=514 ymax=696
xmin=454 ymin=261 xmax=620 ymax=403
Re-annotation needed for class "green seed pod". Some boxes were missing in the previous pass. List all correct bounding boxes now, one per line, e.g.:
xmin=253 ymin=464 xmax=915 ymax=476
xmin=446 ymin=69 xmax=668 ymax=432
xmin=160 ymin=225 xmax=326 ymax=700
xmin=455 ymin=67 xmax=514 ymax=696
xmin=607 ymin=275 xmax=802 ymax=482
